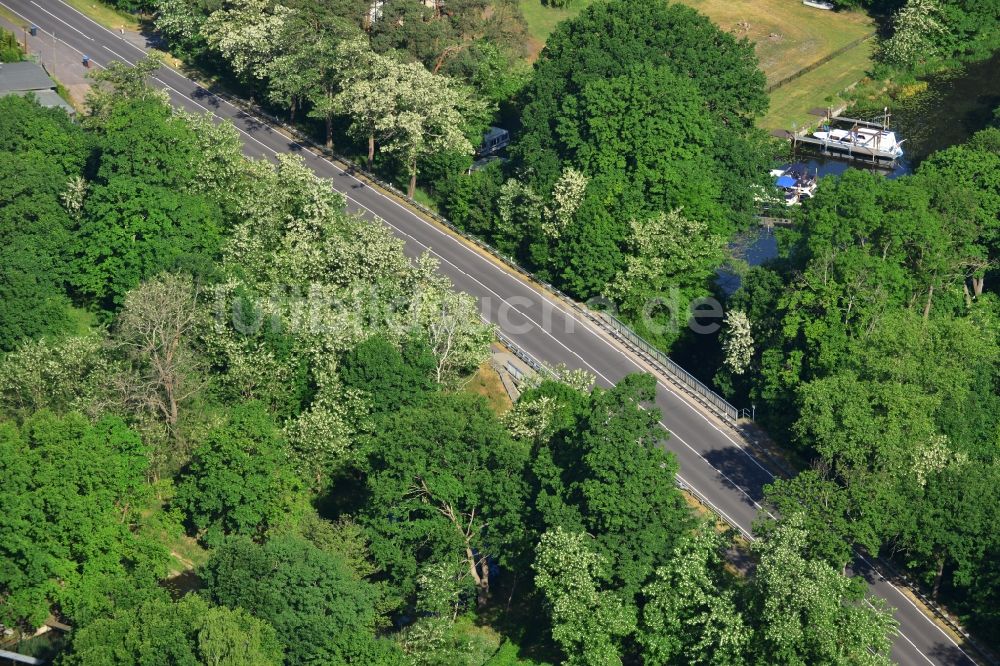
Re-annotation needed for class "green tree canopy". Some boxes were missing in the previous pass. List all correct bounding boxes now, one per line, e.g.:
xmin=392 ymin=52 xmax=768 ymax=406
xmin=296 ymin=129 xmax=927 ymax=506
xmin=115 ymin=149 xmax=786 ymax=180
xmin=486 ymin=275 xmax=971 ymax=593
xmin=339 ymin=334 xmax=436 ymax=413
xmin=638 ymin=526 xmax=749 ymax=666
xmin=527 ymin=374 xmax=693 ymax=600
xmin=533 ymin=527 xmax=636 ymax=665
xmin=363 ymin=393 xmax=529 ymax=605
xmin=747 ymin=514 xmax=898 ymax=666
xmin=72 ymin=178 xmax=222 ymax=308
xmin=60 ymin=594 xmax=283 ymax=666
xmin=0 ymin=97 xmax=92 ymax=347
xmin=515 ymin=0 xmax=766 ymax=188
xmin=0 ymin=412 xmax=167 ymax=629
xmin=174 ymin=402 xmax=303 ymax=545
xmin=201 ymin=535 xmax=396 ymax=664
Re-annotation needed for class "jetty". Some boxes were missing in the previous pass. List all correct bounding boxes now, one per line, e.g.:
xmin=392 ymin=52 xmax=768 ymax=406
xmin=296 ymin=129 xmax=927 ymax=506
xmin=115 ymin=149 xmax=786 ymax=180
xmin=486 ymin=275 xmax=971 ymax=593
xmin=773 ymin=108 xmax=905 ymax=166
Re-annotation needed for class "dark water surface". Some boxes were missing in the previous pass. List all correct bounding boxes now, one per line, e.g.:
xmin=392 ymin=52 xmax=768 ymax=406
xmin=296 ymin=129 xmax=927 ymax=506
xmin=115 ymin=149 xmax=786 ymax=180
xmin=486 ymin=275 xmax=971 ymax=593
xmin=723 ymin=50 xmax=1000 ymax=287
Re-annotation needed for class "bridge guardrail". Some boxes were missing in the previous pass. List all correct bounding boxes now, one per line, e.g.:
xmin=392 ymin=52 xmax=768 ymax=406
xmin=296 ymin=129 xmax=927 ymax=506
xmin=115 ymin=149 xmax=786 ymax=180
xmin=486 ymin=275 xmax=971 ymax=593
xmin=494 ymin=330 xmax=552 ymax=379
xmin=197 ymin=81 xmax=1000 ymax=664
xmin=206 ymin=87 xmax=745 ymax=425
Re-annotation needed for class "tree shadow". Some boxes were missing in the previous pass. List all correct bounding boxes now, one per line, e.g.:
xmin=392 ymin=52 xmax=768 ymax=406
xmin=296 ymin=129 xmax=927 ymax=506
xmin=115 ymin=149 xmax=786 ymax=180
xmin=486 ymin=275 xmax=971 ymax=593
xmin=701 ymin=445 xmax=772 ymax=508
xmin=160 ymin=569 xmax=202 ymax=600
xmin=926 ymin=642 xmax=978 ymax=666
xmin=190 ymin=86 xmax=221 ymax=110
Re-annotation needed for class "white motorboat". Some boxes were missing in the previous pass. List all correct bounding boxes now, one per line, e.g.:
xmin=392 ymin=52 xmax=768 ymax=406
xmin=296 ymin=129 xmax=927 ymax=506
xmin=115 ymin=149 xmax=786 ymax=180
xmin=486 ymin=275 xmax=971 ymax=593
xmin=811 ymin=126 xmax=905 ymax=159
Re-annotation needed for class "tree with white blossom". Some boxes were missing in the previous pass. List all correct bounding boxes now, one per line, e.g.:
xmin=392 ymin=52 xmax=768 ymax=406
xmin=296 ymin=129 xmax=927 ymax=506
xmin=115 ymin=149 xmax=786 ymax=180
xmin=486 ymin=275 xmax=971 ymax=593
xmin=534 ymin=527 xmax=636 ymax=665
xmin=542 ymin=168 xmax=589 ymax=239
xmin=880 ymin=0 xmax=948 ymax=67
xmin=331 ymin=39 xmax=401 ymax=168
xmin=374 ymin=62 xmax=485 ymax=198
xmin=721 ymin=310 xmax=753 ymax=376
xmin=202 ymin=0 xmax=292 ymax=82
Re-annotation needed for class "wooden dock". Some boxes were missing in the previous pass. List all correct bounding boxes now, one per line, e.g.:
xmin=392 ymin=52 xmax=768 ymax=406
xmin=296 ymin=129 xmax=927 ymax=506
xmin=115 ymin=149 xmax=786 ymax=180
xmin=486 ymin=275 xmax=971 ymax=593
xmin=771 ymin=106 xmax=898 ymax=168
xmin=790 ymin=132 xmax=898 ymax=164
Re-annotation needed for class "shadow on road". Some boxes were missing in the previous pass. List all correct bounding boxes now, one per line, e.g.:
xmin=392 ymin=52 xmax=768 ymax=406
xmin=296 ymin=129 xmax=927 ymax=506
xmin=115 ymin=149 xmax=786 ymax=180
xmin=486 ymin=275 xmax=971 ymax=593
xmin=702 ymin=446 xmax=769 ymax=508
xmin=190 ymin=86 xmax=220 ymax=109
xmin=234 ymin=110 xmax=269 ymax=133
xmin=928 ymin=643 xmax=978 ymax=666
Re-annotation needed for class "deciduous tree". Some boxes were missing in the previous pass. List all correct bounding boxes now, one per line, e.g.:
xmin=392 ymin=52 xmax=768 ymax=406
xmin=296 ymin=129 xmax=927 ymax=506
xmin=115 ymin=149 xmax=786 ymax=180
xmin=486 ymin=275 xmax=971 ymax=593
xmin=747 ymin=514 xmax=897 ymax=666
xmin=533 ymin=527 xmax=635 ymax=665
xmin=61 ymin=594 xmax=283 ymax=666
xmin=639 ymin=526 xmax=749 ymax=666
xmin=201 ymin=535 xmax=396 ymax=664
xmin=174 ymin=402 xmax=303 ymax=545
xmin=364 ymin=393 xmax=528 ymax=605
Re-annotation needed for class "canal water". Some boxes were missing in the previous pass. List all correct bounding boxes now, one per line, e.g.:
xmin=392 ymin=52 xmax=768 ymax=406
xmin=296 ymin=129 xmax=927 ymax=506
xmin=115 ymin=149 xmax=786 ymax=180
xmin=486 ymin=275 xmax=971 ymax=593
xmin=722 ymin=50 xmax=1000 ymax=293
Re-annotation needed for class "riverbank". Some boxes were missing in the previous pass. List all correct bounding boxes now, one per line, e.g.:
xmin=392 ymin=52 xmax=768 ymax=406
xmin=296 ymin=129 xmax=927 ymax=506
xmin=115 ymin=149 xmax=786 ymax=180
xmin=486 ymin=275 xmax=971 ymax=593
xmin=850 ymin=51 xmax=1000 ymax=163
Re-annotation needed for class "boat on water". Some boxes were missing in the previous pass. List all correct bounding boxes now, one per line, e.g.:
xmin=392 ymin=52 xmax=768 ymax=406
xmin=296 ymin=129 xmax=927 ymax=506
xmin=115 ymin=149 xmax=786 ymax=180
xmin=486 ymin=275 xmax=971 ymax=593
xmin=769 ymin=163 xmax=818 ymax=205
xmin=811 ymin=126 xmax=905 ymax=159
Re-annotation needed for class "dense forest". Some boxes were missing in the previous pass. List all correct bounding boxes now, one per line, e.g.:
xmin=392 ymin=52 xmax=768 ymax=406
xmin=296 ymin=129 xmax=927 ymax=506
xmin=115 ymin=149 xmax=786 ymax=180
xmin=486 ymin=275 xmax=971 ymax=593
xmin=2 ymin=62 xmax=904 ymax=666
xmin=721 ymin=126 xmax=1000 ymax=642
xmin=3 ymin=0 xmax=1000 ymax=661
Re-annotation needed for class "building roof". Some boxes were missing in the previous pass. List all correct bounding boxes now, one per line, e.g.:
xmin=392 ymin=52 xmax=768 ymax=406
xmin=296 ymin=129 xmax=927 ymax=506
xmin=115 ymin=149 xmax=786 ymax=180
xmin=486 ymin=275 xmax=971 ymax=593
xmin=1 ymin=89 xmax=75 ymax=115
xmin=0 ymin=61 xmax=57 ymax=93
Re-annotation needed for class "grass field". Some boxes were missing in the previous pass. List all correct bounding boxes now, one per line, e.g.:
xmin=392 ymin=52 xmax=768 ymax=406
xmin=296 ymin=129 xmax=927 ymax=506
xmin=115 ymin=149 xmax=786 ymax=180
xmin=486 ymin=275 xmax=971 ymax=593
xmin=464 ymin=363 xmax=514 ymax=414
xmin=681 ymin=0 xmax=873 ymax=85
xmin=519 ymin=0 xmax=876 ymax=129
xmin=760 ymin=37 xmax=876 ymax=130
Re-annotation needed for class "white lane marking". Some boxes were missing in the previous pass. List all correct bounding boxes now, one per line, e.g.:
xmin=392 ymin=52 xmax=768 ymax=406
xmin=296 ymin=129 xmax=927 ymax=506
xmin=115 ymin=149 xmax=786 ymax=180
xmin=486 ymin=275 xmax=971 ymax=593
xmin=52 ymin=0 xmax=141 ymax=43
xmin=856 ymin=553 xmax=975 ymax=659
xmin=865 ymin=597 xmax=937 ymax=666
xmin=47 ymin=0 xmax=780 ymax=487
xmin=28 ymin=4 xmax=976 ymax=660
xmin=29 ymin=1 xmax=93 ymax=40
xmin=0 ymin=14 xmax=84 ymax=59
xmin=677 ymin=473 xmax=753 ymax=540
xmin=101 ymin=43 xmax=134 ymax=63
xmin=660 ymin=419 xmax=770 ymax=514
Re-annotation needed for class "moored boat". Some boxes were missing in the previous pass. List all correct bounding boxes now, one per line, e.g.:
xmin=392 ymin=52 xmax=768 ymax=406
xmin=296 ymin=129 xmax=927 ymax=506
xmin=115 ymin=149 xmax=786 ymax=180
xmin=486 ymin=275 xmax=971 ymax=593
xmin=769 ymin=163 xmax=818 ymax=206
xmin=811 ymin=126 xmax=905 ymax=159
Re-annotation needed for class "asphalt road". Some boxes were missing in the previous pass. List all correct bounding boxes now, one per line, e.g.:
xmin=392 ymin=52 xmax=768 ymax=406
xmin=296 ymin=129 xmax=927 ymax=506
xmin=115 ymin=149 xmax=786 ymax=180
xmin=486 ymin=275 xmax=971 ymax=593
xmin=1 ymin=2 xmax=980 ymax=663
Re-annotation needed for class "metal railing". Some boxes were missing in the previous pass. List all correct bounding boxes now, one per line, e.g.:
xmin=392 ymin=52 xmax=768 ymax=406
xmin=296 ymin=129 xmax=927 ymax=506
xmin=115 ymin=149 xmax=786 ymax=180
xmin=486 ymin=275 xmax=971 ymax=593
xmin=195 ymin=79 xmax=748 ymax=428
xmin=494 ymin=330 xmax=552 ymax=378
xmin=597 ymin=312 xmax=740 ymax=422
xmin=675 ymin=476 xmax=746 ymax=537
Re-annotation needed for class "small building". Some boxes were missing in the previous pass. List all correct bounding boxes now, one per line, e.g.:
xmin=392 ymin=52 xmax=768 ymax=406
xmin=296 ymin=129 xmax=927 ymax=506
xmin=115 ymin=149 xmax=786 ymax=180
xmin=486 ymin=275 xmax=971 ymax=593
xmin=0 ymin=61 xmax=75 ymax=115
xmin=477 ymin=127 xmax=510 ymax=156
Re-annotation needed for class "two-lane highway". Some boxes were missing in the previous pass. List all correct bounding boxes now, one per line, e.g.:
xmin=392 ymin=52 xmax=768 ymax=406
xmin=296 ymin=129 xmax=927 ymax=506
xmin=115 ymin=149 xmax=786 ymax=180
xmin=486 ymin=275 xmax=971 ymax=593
xmin=1 ymin=2 xmax=979 ymax=663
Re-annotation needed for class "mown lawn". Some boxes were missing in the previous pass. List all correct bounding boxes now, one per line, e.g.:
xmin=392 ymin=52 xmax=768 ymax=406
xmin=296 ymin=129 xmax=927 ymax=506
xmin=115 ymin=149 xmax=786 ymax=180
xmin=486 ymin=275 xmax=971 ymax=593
xmin=681 ymin=0 xmax=873 ymax=85
xmin=760 ymin=37 xmax=876 ymax=130
xmin=519 ymin=0 xmax=582 ymax=60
